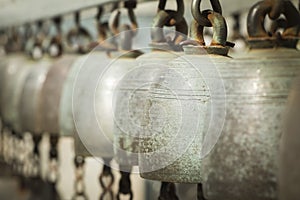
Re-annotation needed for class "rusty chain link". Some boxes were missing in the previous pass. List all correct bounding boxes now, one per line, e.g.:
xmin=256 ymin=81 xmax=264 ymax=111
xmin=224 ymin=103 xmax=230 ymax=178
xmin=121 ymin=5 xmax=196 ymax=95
xmin=99 ymin=159 xmax=115 ymax=200
xmin=151 ymin=0 xmax=188 ymax=47
xmin=117 ymin=169 xmax=133 ymax=200
xmin=247 ymin=0 xmax=300 ymax=48
xmin=158 ymin=182 xmax=179 ymax=200
xmin=191 ymin=0 xmax=222 ymax=27
xmin=72 ymin=156 xmax=88 ymax=200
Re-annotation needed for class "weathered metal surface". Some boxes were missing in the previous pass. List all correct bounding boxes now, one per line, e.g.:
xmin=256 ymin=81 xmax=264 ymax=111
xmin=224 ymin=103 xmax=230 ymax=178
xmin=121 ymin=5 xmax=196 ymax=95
xmin=59 ymin=58 xmax=84 ymax=137
xmin=139 ymin=49 xmax=229 ymax=183
xmin=202 ymin=48 xmax=300 ymax=200
xmin=114 ymin=50 xmax=181 ymax=167
xmin=0 ymin=55 xmax=37 ymax=133
xmin=39 ymin=55 xmax=76 ymax=134
xmin=19 ymin=60 xmax=51 ymax=134
xmin=279 ymin=78 xmax=300 ymax=200
xmin=72 ymin=50 xmax=144 ymax=160
xmin=0 ymin=54 xmax=26 ymax=119
xmin=72 ymin=51 xmax=114 ymax=158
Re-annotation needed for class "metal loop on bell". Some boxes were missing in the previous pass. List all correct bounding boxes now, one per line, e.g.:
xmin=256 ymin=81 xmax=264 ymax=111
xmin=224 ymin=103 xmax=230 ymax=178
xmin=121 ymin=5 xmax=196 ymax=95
xmin=191 ymin=0 xmax=222 ymax=27
xmin=109 ymin=0 xmax=138 ymax=36
xmin=30 ymin=21 xmax=45 ymax=60
xmin=108 ymin=2 xmax=138 ymax=51
xmin=182 ymin=11 xmax=234 ymax=56
xmin=48 ymin=16 xmax=63 ymax=57
xmin=247 ymin=0 xmax=300 ymax=48
xmin=151 ymin=0 xmax=188 ymax=48
xmin=268 ymin=0 xmax=284 ymax=20
xmin=66 ymin=11 xmax=93 ymax=54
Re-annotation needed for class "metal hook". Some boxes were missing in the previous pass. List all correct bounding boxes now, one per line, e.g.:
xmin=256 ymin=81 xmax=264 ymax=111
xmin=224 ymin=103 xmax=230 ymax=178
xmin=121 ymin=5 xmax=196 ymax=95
xmin=182 ymin=11 xmax=233 ymax=55
xmin=268 ymin=0 xmax=284 ymax=20
xmin=48 ymin=16 xmax=63 ymax=57
xmin=247 ymin=0 xmax=300 ymax=38
xmin=189 ymin=11 xmax=228 ymax=46
xmin=66 ymin=11 xmax=93 ymax=54
xmin=109 ymin=0 xmax=138 ymax=35
xmin=158 ymin=0 xmax=185 ymax=18
xmin=191 ymin=0 xmax=222 ymax=27
xmin=151 ymin=0 xmax=187 ymax=47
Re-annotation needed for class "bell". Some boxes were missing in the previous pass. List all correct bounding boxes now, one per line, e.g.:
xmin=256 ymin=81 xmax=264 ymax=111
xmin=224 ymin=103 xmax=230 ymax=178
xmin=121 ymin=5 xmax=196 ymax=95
xmin=1 ymin=55 xmax=52 ymax=135
xmin=279 ymin=78 xmax=300 ymax=200
xmin=202 ymin=1 xmax=300 ymax=200
xmin=0 ymin=54 xmax=26 ymax=121
xmin=71 ymin=9 xmax=134 ymax=159
xmin=19 ymin=59 xmax=52 ymax=135
xmin=114 ymin=0 xmax=187 ymax=169
xmin=138 ymin=7 xmax=232 ymax=185
xmin=39 ymin=55 xmax=76 ymax=135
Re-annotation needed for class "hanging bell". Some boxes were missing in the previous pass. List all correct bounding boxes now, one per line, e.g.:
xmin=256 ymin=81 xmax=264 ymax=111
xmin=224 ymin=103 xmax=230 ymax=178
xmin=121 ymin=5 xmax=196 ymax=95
xmin=39 ymin=55 xmax=77 ymax=136
xmin=202 ymin=1 xmax=300 ymax=200
xmin=1 ymin=54 xmax=52 ymax=136
xmin=113 ymin=0 xmax=187 ymax=170
xmin=73 ymin=6 xmax=141 ymax=160
xmin=19 ymin=59 xmax=52 ymax=135
xmin=138 ymin=7 xmax=232 ymax=185
xmin=279 ymin=78 xmax=300 ymax=200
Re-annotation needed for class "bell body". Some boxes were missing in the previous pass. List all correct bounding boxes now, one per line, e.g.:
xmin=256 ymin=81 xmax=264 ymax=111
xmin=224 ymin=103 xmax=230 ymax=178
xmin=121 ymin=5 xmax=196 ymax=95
xmin=72 ymin=51 xmax=119 ymax=159
xmin=0 ymin=54 xmax=27 ymax=120
xmin=279 ymin=78 xmax=300 ymax=200
xmin=19 ymin=61 xmax=51 ymax=134
xmin=2 ymin=56 xmax=52 ymax=134
xmin=202 ymin=48 xmax=300 ymax=200
xmin=139 ymin=50 xmax=228 ymax=183
xmin=114 ymin=50 xmax=181 ymax=168
xmin=39 ymin=55 xmax=76 ymax=135
xmin=59 ymin=57 xmax=85 ymax=137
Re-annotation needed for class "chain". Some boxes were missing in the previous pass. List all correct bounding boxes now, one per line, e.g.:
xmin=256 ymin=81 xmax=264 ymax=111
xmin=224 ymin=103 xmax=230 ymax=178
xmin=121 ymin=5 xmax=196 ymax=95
xmin=158 ymin=182 xmax=179 ymax=200
xmin=15 ymin=133 xmax=26 ymax=175
xmin=99 ymin=159 xmax=114 ymax=200
xmin=72 ymin=156 xmax=88 ymax=200
xmin=151 ymin=0 xmax=188 ymax=47
xmin=47 ymin=134 xmax=60 ymax=184
xmin=191 ymin=0 xmax=222 ymax=27
xmin=116 ymin=167 xmax=133 ymax=200
xmin=22 ymin=134 xmax=41 ymax=178
xmin=197 ymin=183 xmax=206 ymax=200
xmin=10 ymin=129 xmax=19 ymax=173
xmin=268 ymin=0 xmax=284 ymax=20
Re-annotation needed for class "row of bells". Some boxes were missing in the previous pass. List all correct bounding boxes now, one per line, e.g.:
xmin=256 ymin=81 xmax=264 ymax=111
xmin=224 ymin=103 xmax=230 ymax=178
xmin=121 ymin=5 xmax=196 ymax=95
xmin=0 ymin=1 xmax=300 ymax=200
